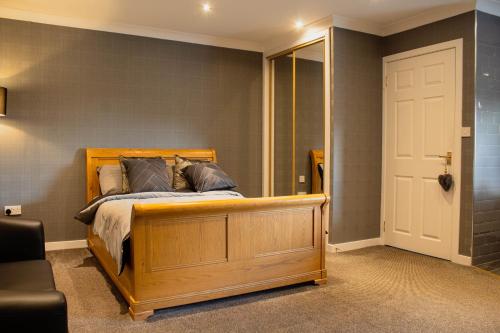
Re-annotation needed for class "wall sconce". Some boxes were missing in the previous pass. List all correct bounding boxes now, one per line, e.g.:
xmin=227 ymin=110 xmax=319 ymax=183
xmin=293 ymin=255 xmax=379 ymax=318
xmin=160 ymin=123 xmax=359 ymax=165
xmin=0 ymin=87 xmax=6 ymax=117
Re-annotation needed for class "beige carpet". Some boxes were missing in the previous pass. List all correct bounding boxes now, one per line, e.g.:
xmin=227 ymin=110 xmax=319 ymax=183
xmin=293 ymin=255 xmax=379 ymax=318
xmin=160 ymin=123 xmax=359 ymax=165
xmin=47 ymin=246 xmax=500 ymax=333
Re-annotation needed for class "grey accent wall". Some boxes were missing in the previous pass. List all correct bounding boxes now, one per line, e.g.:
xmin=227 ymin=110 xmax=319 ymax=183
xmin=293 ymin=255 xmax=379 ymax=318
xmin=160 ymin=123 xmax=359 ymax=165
xmin=0 ymin=18 xmax=262 ymax=242
xmin=473 ymin=11 xmax=500 ymax=265
xmin=382 ymin=11 xmax=476 ymax=256
xmin=330 ymin=28 xmax=383 ymax=244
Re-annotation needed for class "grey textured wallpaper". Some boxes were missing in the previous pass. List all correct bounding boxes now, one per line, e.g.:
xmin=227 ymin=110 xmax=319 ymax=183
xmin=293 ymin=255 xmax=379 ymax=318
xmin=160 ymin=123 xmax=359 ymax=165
xmin=473 ymin=11 xmax=500 ymax=265
xmin=0 ymin=18 xmax=262 ymax=242
xmin=331 ymin=27 xmax=383 ymax=244
xmin=0 ymin=12 xmax=479 ymax=253
xmin=382 ymin=11 xmax=476 ymax=256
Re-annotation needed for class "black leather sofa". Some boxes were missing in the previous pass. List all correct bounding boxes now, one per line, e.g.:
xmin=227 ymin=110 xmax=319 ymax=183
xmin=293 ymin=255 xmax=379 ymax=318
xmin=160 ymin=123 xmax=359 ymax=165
xmin=0 ymin=218 xmax=68 ymax=333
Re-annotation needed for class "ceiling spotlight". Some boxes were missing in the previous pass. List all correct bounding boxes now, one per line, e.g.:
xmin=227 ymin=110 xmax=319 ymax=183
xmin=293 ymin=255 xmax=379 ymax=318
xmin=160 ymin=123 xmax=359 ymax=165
xmin=295 ymin=20 xmax=304 ymax=29
xmin=202 ymin=3 xmax=211 ymax=13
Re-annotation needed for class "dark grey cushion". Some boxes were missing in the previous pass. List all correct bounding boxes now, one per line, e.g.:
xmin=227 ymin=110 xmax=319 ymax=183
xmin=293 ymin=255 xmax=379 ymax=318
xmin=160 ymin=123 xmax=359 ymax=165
xmin=119 ymin=157 xmax=173 ymax=193
xmin=182 ymin=163 xmax=237 ymax=192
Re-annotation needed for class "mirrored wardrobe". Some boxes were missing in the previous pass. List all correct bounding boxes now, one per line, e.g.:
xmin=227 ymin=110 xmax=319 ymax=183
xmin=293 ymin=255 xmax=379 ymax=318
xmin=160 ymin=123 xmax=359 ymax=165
xmin=270 ymin=39 xmax=325 ymax=196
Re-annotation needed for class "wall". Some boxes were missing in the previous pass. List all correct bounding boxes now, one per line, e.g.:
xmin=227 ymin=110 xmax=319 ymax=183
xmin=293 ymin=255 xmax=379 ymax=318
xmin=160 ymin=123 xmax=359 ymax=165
xmin=330 ymin=28 xmax=383 ymax=244
xmin=382 ymin=11 xmax=476 ymax=256
xmin=0 ymin=18 xmax=263 ymax=242
xmin=473 ymin=11 xmax=500 ymax=265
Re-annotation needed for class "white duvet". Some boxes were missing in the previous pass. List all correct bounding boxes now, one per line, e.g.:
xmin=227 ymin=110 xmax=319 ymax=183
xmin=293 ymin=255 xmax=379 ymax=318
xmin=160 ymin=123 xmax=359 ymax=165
xmin=91 ymin=191 xmax=243 ymax=273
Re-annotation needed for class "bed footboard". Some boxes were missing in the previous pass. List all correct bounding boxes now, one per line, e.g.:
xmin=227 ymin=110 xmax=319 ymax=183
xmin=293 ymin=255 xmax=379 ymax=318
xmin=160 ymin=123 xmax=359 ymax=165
xmin=90 ymin=194 xmax=329 ymax=320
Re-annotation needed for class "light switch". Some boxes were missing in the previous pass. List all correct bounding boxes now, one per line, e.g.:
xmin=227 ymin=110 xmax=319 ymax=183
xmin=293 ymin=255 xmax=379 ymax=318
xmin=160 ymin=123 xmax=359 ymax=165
xmin=299 ymin=175 xmax=305 ymax=183
xmin=461 ymin=127 xmax=471 ymax=137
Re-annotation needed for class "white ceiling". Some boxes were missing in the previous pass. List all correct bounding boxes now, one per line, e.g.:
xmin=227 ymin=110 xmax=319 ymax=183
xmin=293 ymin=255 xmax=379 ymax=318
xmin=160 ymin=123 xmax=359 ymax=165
xmin=0 ymin=0 xmax=485 ymax=50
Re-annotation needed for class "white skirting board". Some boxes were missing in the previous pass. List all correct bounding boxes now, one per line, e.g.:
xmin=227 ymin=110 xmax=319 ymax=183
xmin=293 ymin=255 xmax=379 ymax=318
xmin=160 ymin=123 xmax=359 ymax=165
xmin=327 ymin=238 xmax=472 ymax=266
xmin=45 ymin=239 xmax=88 ymax=251
xmin=327 ymin=238 xmax=382 ymax=253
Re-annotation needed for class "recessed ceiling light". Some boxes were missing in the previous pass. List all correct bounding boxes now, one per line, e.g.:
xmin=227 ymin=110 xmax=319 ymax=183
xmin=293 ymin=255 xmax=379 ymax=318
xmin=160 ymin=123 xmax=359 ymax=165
xmin=202 ymin=3 xmax=212 ymax=13
xmin=295 ymin=20 xmax=304 ymax=29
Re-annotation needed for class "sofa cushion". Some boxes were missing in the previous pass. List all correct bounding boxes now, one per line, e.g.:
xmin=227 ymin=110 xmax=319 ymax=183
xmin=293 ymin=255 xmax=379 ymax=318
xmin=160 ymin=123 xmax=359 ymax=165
xmin=0 ymin=260 xmax=55 ymax=291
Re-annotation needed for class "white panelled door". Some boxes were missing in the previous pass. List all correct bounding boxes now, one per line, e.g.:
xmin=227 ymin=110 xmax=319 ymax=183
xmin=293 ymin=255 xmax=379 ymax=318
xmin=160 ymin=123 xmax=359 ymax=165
xmin=384 ymin=48 xmax=456 ymax=260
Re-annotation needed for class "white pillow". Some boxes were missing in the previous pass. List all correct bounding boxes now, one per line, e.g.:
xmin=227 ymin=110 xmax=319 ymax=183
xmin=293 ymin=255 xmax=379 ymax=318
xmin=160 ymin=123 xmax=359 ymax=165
xmin=97 ymin=165 xmax=123 ymax=196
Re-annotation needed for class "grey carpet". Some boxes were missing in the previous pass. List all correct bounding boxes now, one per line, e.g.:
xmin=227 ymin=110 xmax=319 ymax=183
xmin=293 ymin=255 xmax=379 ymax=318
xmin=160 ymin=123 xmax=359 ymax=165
xmin=47 ymin=246 xmax=500 ymax=333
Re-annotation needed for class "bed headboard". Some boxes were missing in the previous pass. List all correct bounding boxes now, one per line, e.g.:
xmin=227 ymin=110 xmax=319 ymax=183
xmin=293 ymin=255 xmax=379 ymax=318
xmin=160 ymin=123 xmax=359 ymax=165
xmin=310 ymin=150 xmax=324 ymax=194
xmin=86 ymin=148 xmax=217 ymax=203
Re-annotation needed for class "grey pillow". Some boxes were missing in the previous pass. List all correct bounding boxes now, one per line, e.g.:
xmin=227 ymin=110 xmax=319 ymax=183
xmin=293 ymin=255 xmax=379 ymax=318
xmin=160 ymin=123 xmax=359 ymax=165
xmin=182 ymin=162 xmax=237 ymax=192
xmin=119 ymin=157 xmax=173 ymax=193
xmin=174 ymin=155 xmax=202 ymax=191
xmin=97 ymin=165 xmax=123 ymax=195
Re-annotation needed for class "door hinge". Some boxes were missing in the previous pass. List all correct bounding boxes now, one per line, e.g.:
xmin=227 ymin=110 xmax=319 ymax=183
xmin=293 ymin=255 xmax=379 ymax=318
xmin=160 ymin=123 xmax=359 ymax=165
xmin=383 ymin=220 xmax=386 ymax=232
xmin=385 ymin=76 xmax=388 ymax=88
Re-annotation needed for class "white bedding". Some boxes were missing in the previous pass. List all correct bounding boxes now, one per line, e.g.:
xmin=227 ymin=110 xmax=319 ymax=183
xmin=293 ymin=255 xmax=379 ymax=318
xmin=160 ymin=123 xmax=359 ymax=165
xmin=91 ymin=191 xmax=244 ymax=273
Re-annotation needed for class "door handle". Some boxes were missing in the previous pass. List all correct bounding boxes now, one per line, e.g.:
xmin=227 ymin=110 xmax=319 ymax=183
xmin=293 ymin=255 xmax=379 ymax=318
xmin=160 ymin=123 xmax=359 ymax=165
xmin=437 ymin=152 xmax=452 ymax=165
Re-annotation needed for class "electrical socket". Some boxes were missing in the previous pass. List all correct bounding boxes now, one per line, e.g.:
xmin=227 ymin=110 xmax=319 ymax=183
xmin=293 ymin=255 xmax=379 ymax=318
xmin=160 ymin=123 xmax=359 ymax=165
xmin=4 ymin=205 xmax=22 ymax=216
xmin=299 ymin=175 xmax=305 ymax=183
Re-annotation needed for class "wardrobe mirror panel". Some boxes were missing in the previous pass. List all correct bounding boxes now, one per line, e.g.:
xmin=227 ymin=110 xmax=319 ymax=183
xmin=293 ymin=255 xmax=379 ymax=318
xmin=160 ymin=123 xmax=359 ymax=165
xmin=272 ymin=40 xmax=325 ymax=196
xmin=295 ymin=41 xmax=325 ymax=195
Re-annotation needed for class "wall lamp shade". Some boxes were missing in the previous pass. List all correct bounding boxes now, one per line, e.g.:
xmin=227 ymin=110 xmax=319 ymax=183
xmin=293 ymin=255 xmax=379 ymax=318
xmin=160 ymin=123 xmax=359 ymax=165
xmin=0 ymin=87 xmax=6 ymax=117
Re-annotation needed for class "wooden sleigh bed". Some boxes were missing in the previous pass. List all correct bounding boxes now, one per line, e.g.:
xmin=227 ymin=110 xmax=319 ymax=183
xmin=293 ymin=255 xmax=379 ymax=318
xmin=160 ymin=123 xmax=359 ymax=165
xmin=86 ymin=148 xmax=329 ymax=320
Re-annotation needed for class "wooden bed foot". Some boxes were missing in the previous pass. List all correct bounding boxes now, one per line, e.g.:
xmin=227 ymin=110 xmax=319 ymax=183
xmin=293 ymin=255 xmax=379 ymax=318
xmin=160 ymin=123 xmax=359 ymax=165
xmin=314 ymin=278 xmax=327 ymax=285
xmin=129 ymin=308 xmax=154 ymax=321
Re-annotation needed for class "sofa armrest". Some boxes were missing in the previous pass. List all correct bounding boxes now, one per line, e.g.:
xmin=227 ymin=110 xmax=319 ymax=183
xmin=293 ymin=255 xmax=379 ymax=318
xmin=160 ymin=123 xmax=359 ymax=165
xmin=0 ymin=218 xmax=45 ymax=263
xmin=0 ymin=290 xmax=67 ymax=333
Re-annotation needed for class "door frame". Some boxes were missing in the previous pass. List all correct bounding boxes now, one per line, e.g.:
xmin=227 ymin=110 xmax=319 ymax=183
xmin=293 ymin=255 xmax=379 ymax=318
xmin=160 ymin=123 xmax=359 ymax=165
xmin=381 ymin=39 xmax=467 ymax=264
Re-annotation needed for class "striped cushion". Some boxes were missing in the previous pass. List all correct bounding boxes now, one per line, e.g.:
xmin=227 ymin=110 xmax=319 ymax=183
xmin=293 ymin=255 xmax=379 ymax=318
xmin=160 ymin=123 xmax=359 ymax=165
xmin=119 ymin=157 xmax=173 ymax=193
xmin=182 ymin=162 xmax=236 ymax=192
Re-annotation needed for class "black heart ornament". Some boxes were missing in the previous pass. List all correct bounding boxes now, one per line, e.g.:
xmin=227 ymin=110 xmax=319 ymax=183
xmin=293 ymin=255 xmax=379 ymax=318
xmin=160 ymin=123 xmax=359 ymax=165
xmin=438 ymin=174 xmax=453 ymax=192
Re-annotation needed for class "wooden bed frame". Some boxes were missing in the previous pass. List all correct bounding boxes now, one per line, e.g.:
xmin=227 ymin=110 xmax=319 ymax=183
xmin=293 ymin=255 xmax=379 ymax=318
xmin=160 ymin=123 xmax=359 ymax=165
xmin=310 ymin=150 xmax=324 ymax=194
xmin=86 ymin=148 xmax=329 ymax=320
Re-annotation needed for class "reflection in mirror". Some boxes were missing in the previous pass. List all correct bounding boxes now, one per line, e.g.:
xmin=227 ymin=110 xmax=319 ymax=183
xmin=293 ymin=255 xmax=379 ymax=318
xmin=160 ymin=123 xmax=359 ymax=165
xmin=295 ymin=42 xmax=324 ymax=194
xmin=272 ymin=40 xmax=325 ymax=196
xmin=273 ymin=53 xmax=293 ymax=196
